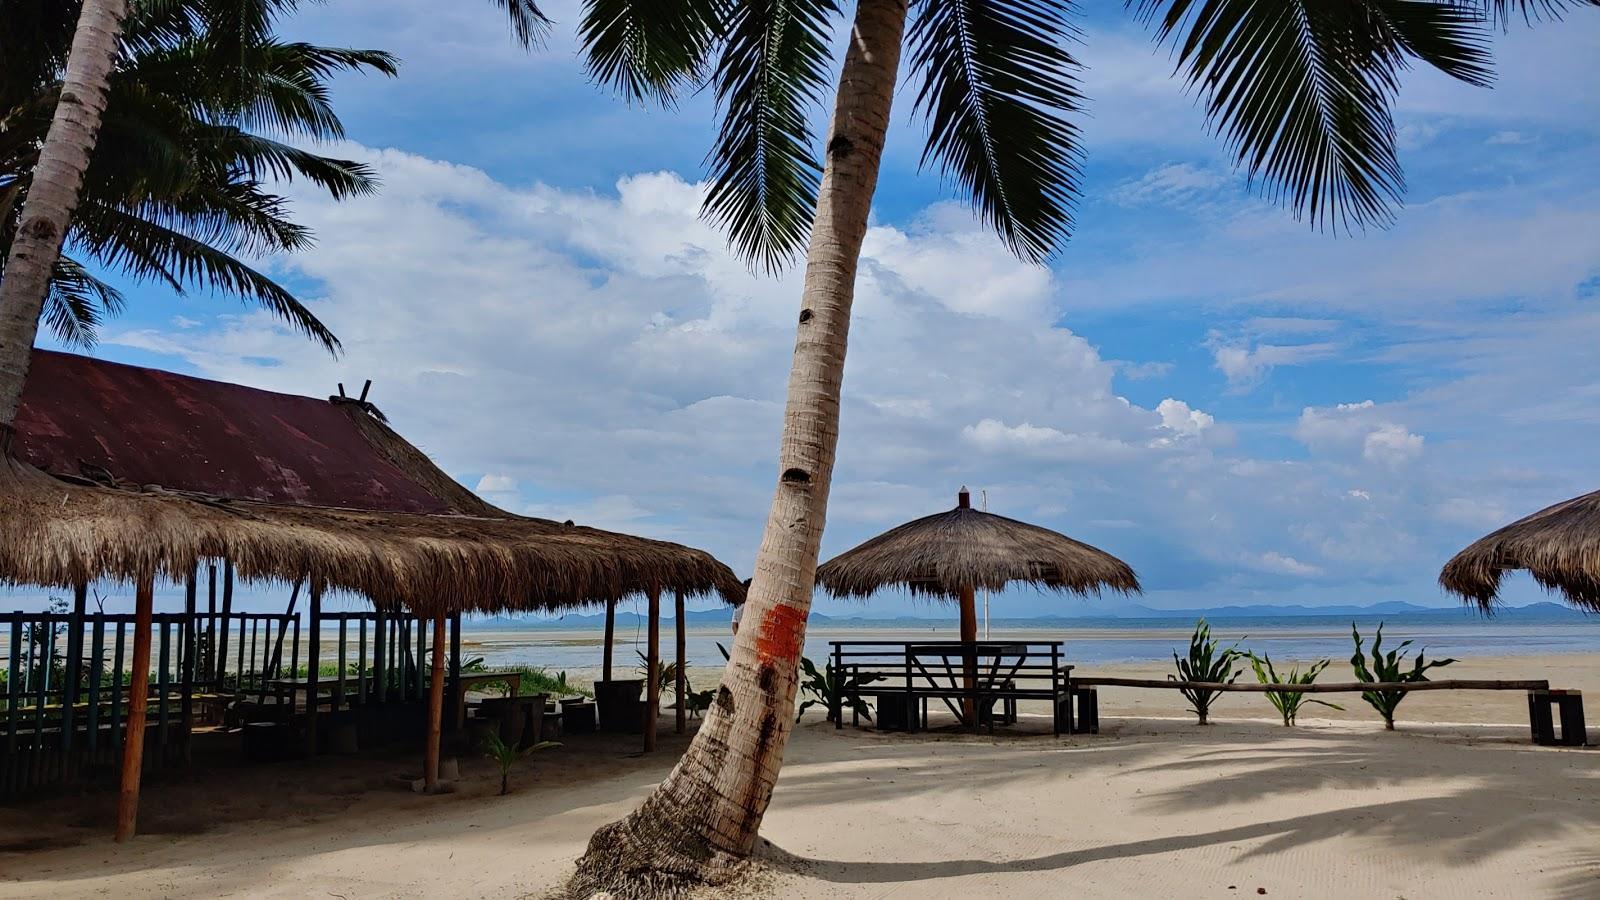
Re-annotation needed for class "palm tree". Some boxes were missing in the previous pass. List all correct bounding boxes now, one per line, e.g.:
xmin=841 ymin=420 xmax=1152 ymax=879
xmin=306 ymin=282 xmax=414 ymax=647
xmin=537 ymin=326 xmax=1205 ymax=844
xmin=0 ymin=0 xmax=126 ymax=436
xmin=561 ymin=0 xmax=1595 ymax=894
xmin=0 ymin=0 xmax=549 ymax=439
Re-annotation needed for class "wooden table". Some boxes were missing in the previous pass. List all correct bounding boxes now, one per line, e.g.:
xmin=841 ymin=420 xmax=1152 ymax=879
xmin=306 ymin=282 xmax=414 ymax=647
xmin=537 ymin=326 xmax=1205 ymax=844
xmin=265 ymin=674 xmax=362 ymax=713
xmin=453 ymin=671 xmax=521 ymax=728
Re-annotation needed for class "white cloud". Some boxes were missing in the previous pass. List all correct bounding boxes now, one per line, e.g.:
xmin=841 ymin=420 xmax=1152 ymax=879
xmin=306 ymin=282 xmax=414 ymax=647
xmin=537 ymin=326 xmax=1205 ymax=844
xmin=1209 ymin=337 xmax=1342 ymax=390
xmin=1155 ymin=398 xmax=1214 ymax=437
xmin=1487 ymin=130 xmax=1532 ymax=145
xmin=1110 ymin=162 xmax=1230 ymax=206
xmin=1295 ymin=401 xmax=1425 ymax=467
xmin=1249 ymin=551 xmax=1323 ymax=577
xmin=474 ymin=474 xmax=518 ymax=494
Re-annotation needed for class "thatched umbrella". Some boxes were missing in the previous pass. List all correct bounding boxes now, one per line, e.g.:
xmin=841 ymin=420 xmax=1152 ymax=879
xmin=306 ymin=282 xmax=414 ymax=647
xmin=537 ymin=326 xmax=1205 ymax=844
xmin=1439 ymin=489 xmax=1600 ymax=613
xmin=816 ymin=487 xmax=1140 ymax=722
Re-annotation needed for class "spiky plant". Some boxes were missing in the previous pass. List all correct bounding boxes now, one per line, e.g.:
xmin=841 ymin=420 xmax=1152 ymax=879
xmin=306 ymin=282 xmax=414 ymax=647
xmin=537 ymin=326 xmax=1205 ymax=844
xmin=1170 ymin=619 xmax=1242 ymax=725
xmin=1350 ymin=623 xmax=1456 ymax=730
xmin=1247 ymin=654 xmax=1342 ymax=726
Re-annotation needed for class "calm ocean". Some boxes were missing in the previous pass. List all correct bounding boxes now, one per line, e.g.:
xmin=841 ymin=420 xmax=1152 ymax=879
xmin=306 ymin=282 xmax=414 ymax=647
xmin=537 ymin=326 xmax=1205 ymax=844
xmin=458 ymin=609 xmax=1600 ymax=673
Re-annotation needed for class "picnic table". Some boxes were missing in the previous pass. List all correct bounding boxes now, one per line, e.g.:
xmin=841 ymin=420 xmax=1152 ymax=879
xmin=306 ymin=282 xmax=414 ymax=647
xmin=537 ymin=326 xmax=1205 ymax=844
xmin=828 ymin=640 xmax=1081 ymax=734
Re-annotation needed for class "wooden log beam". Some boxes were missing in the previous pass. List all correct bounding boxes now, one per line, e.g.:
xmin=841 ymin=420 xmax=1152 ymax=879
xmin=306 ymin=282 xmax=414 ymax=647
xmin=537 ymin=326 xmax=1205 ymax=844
xmin=114 ymin=571 xmax=154 ymax=842
xmin=306 ymin=576 xmax=322 ymax=755
xmin=1072 ymin=677 xmax=1552 ymax=693
xmin=674 ymin=590 xmax=686 ymax=735
xmin=424 ymin=611 xmax=446 ymax=792
xmin=644 ymin=586 xmax=660 ymax=753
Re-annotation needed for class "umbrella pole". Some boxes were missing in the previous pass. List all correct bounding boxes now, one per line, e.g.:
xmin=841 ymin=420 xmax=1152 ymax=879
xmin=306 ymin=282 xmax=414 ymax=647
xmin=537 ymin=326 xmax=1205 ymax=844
xmin=601 ymin=596 xmax=615 ymax=682
xmin=424 ymin=610 xmax=446 ymax=792
xmin=960 ymin=584 xmax=977 ymax=728
xmin=115 ymin=570 xmax=155 ymax=842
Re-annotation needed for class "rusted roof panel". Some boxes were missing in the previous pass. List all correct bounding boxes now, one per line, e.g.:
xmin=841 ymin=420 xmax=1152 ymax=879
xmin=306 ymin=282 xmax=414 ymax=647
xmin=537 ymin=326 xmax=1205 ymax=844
xmin=13 ymin=351 xmax=453 ymax=514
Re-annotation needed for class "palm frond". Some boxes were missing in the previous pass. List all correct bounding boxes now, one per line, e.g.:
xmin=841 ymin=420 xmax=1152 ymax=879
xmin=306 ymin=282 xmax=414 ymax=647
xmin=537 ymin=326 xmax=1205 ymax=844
xmin=703 ymin=0 xmax=838 ymax=272
xmin=43 ymin=257 xmax=126 ymax=349
xmin=1464 ymin=0 xmax=1600 ymax=28
xmin=490 ymin=0 xmax=555 ymax=48
xmin=908 ymin=0 xmax=1086 ymax=263
xmin=73 ymin=204 xmax=340 ymax=353
xmin=579 ymin=0 xmax=724 ymax=104
xmin=1131 ymin=0 xmax=1493 ymax=231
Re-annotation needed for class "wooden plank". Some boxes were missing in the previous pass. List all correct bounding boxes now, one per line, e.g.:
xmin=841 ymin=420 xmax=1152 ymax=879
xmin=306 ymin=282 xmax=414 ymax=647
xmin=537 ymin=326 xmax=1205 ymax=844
xmin=7 ymin=615 xmax=20 ymax=788
xmin=645 ymin=586 xmax=660 ymax=753
xmin=206 ymin=564 xmax=217 ymax=682
xmin=1072 ymin=677 xmax=1553 ymax=693
xmin=424 ymin=611 xmax=446 ymax=792
xmin=371 ymin=607 xmax=385 ymax=704
xmin=335 ymin=617 xmax=347 ymax=711
xmin=115 ymin=572 xmax=155 ymax=842
xmin=109 ymin=623 xmax=125 ymax=753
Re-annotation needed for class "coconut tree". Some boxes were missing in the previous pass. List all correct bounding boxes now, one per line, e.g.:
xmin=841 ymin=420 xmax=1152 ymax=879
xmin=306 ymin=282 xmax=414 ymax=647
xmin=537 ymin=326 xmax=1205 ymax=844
xmin=0 ymin=0 xmax=550 ymax=440
xmin=0 ymin=0 xmax=127 ymax=437
xmin=559 ymin=0 xmax=1596 ymax=894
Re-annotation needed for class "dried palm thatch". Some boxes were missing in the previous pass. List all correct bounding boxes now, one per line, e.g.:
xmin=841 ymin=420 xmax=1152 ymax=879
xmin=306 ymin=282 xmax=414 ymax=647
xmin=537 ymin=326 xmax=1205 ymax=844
xmin=0 ymin=457 xmax=744 ymax=614
xmin=816 ymin=489 xmax=1140 ymax=601
xmin=1439 ymin=489 xmax=1600 ymax=613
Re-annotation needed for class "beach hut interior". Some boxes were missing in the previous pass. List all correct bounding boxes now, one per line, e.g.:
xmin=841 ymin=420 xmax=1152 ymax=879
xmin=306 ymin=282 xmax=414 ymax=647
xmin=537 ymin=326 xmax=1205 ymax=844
xmin=0 ymin=351 xmax=742 ymax=838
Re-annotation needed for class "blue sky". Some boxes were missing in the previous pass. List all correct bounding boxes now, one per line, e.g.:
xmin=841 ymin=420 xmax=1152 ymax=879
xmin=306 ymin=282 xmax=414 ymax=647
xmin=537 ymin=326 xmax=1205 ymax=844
xmin=28 ymin=1 xmax=1600 ymax=617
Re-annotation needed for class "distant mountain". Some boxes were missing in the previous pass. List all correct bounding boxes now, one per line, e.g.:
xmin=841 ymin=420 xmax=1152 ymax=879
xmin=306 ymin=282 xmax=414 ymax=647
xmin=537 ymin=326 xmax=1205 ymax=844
xmin=469 ymin=600 xmax=1586 ymax=629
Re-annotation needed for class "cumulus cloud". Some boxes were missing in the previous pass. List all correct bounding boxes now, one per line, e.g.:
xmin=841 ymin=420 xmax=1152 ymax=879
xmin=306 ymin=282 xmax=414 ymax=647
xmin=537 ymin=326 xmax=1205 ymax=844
xmin=1295 ymin=401 xmax=1424 ymax=466
xmin=1209 ymin=338 xmax=1342 ymax=390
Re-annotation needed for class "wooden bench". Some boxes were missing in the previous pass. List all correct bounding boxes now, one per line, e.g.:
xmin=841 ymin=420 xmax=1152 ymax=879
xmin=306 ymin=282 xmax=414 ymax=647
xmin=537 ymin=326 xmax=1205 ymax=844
xmin=829 ymin=641 xmax=1077 ymax=735
xmin=1073 ymin=677 xmax=1586 ymax=745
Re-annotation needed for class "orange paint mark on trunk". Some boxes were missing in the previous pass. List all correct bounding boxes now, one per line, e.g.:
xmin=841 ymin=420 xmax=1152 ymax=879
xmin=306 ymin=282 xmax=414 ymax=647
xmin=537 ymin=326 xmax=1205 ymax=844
xmin=754 ymin=603 xmax=807 ymax=664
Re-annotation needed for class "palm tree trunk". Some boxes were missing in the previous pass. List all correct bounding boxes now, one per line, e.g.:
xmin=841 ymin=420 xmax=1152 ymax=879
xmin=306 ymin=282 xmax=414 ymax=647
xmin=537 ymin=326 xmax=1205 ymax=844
xmin=0 ymin=0 xmax=129 ymax=439
xmin=566 ymin=0 xmax=907 ymax=894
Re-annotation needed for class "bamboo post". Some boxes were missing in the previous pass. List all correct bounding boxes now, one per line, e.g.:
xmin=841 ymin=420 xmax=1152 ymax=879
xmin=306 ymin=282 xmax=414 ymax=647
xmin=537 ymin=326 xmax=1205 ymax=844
xmin=114 ymin=571 xmax=155 ymax=842
xmin=424 ymin=611 xmax=446 ymax=792
xmin=305 ymin=576 xmax=322 ymax=755
xmin=675 ymin=590 xmax=686 ymax=735
xmin=644 ymin=586 xmax=661 ymax=753
xmin=449 ymin=611 xmax=462 ymax=731
xmin=601 ymin=596 xmax=615 ymax=682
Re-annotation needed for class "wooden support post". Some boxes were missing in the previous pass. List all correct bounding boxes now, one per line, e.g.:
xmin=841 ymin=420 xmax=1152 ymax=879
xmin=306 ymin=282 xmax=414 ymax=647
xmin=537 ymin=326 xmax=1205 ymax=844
xmin=181 ymin=570 xmax=196 ymax=758
xmin=115 ymin=571 xmax=155 ymax=842
xmin=63 ymin=582 xmax=87 ymax=759
xmin=645 ymin=586 xmax=661 ymax=753
xmin=675 ymin=590 xmax=686 ymax=735
xmin=449 ymin=611 xmax=462 ymax=731
xmin=602 ymin=596 xmax=615 ymax=682
xmin=206 ymin=564 xmax=217 ymax=682
xmin=424 ymin=611 xmax=446 ymax=792
xmin=306 ymin=576 xmax=322 ymax=755
xmin=959 ymin=583 xmax=978 ymax=728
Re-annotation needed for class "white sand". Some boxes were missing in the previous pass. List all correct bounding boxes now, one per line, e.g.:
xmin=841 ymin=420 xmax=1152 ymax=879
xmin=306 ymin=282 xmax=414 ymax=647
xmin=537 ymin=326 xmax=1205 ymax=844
xmin=0 ymin=653 xmax=1594 ymax=899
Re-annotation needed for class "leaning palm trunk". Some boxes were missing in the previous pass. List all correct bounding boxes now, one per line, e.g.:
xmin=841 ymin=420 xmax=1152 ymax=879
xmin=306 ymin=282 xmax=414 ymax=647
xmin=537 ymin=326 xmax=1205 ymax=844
xmin=566 ymin=0 xmax=907 ymax=895
xmin=0 ymin=0 xmax=129 ymax=436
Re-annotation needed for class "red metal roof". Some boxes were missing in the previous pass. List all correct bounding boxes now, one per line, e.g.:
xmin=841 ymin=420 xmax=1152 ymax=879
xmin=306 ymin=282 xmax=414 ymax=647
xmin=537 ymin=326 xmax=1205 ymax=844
xmin=12 ymin=351 xmax=454 ymax=514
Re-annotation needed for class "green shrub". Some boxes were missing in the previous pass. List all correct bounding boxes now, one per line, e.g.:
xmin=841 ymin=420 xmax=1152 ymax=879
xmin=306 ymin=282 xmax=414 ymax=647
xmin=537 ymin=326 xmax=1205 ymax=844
xmin=1246 ymin=654 xmax=1341 ymax=726
xmin=1170 ymin=619 xmax=1242 ymax=725
xmin=795 ymin=656 xmax=879 ymax=723
xmin=483 ymin=733 xmax=559 ymax=795
xmin=1350 ymin=623 xmax=1456 ymax=730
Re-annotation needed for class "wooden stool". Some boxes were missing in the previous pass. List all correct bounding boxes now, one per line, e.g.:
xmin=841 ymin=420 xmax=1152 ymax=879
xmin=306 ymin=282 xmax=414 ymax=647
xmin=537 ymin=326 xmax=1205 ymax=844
xmin=1528 ymin=690 xmax=1586 ymax=746
xmin=1064 ymin=686 xmax=1099 ymax=735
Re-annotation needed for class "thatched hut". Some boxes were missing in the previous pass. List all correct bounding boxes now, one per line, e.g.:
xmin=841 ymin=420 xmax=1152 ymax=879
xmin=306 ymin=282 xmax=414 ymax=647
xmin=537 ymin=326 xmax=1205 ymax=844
xmin=816 ymin=488 xmax=1140 ymax=603
xmin=1 ymin=350 xmax=743 ymax=837
xmin=1439 ymin=489 xmax=1600 ymax=613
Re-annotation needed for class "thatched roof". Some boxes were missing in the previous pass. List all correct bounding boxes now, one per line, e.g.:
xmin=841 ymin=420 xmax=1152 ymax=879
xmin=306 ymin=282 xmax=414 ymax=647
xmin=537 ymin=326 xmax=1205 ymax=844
xmin=2 ymin=352 xmax=744 ymax=612
xmin=1439 ymin=489 xmax=1600 ymax=613
xmin=815 ymin=489 xmax=1140 ymax=601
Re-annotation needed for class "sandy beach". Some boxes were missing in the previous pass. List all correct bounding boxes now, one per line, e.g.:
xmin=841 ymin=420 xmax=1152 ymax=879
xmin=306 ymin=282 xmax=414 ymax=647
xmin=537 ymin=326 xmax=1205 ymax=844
xmin=0 ymin=652 xmax=1593 ymax=898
